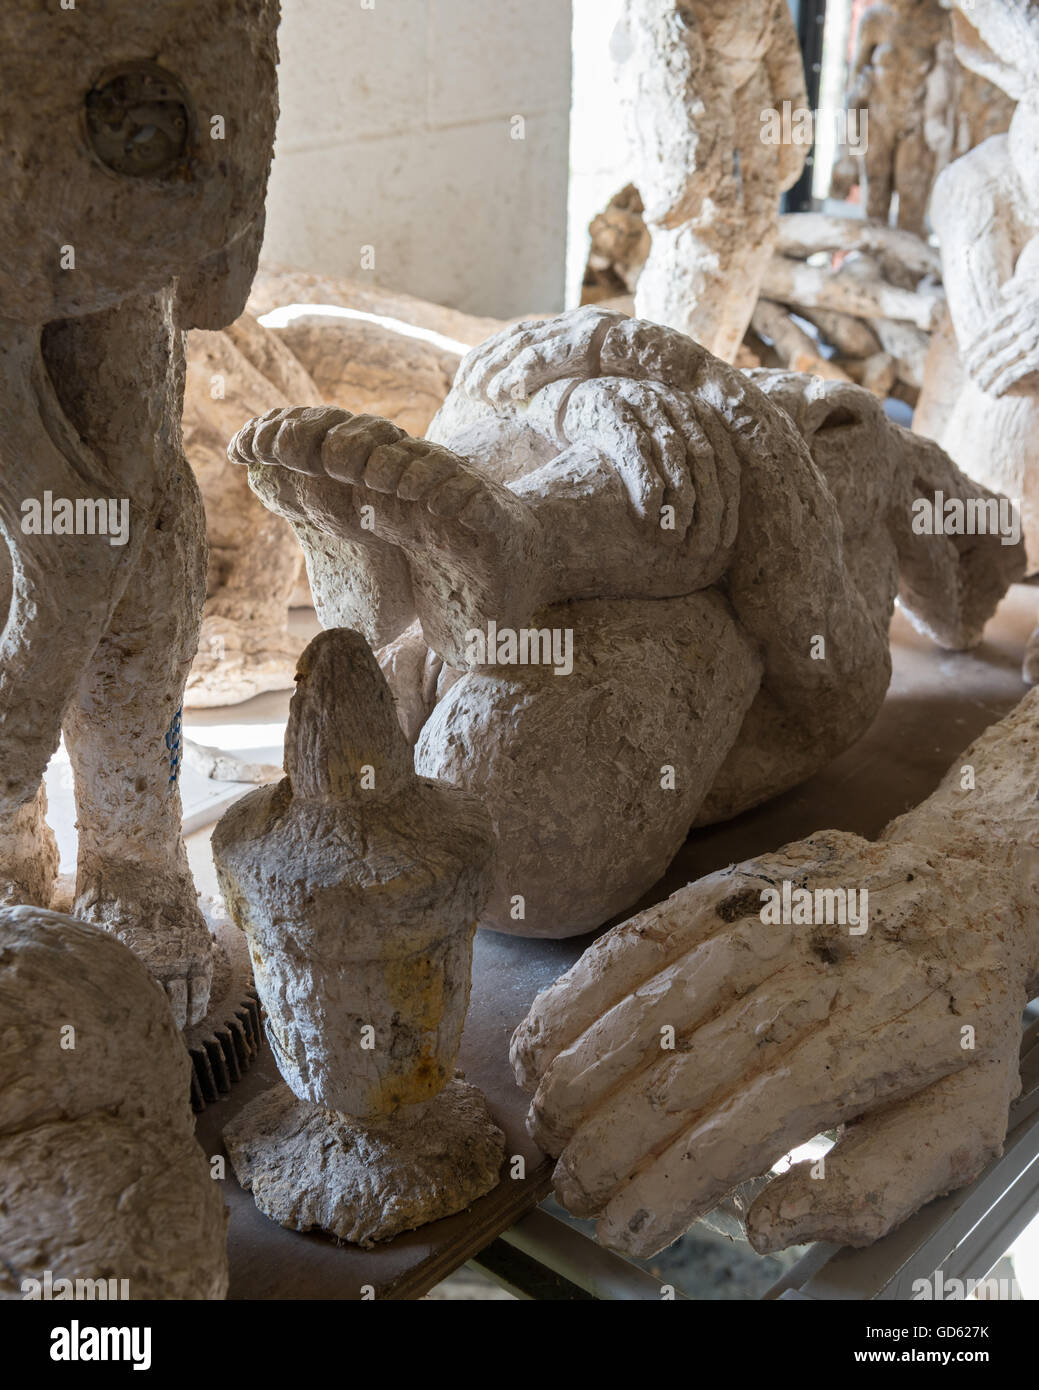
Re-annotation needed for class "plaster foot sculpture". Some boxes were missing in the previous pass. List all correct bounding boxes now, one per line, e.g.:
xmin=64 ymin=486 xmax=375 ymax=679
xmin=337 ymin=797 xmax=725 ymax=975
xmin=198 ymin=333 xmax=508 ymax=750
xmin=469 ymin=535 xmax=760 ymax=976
xmin=916 ymin=0 xmax=1039 ymax=685
xmin=512 ymin=690 xmax=1038 ymax=1257
xmin=0 ymin=0 xmax=279 ymax=1024
xmin=230 ymin=405 xmax=544 ymax=669
xmin=233 ymin=307 xmax=1022 ymax=939
xmin=0 ymin=906 xmax=227 ymax=1299
xmin=182 ymin=278 xmax=507 ymax=707
xmin=213 ymin=629 xmax=504 ymax=1246
xmin=613 ymin=0 xmax=808 ymax=360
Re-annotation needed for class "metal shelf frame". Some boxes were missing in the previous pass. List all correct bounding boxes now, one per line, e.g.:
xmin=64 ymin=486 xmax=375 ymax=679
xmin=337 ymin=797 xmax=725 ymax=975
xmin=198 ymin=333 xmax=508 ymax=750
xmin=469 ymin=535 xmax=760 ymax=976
xmin=475 ymin=1019 xmax=1039 ymax=1302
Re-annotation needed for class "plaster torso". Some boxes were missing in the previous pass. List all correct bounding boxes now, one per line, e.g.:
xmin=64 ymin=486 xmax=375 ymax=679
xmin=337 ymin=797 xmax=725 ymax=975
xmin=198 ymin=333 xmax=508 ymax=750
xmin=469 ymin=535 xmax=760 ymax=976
xmin=933 ymin=118 xmax=1039 ymax=569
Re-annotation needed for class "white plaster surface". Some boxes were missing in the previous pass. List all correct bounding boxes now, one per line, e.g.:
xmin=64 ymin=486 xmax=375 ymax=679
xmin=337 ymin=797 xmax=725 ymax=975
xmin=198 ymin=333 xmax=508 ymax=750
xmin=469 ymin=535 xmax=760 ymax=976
xmin=262 ymin=0 xmax=573 ymax=318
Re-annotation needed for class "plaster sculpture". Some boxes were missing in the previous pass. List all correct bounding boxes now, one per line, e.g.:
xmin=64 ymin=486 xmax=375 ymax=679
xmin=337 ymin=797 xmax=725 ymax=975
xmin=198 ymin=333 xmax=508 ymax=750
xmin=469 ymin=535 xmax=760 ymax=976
xmin=581 ymin=204 xmax=942 ymax=403
xmin=830 ymin=0 xmax=1014 ymax=229
xmin=230 ymin=307 xmax=1023 ymax=940
xmin=0 ymin=0 xmax=279 ymax=1026
xmin=581 ymin=184 xmax=651 ymax=309
xmin=945 ymin=53 xmax=1017 ymax=157
xmin=0 ymin=906 xmax=227 ymax=1299
xmin=213 ymin=629 xmax=504 ymax=1245
xmin=923 ymin=34 xmax=1016 ymax=174
xmin=917 ymin=0 xmax=1039 ymax=682
xmin=763 ymin=218 xmax=944 ymax=403
xmin=512 ymin=690 xmax=1038 ymax=1258
xmin=613 ymin=0 xmax=808 ymax=361
xmin=830 ymin=0 xmax=956 ymax=234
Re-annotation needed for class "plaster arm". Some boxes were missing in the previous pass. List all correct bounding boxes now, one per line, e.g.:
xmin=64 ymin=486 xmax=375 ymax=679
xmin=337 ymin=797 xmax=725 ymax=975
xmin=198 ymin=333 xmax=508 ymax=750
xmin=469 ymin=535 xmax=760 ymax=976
xmin=849 ymin=5 xmax=886 ymax=87
xmin=930 ymin=149 xmax=1034 ymax=397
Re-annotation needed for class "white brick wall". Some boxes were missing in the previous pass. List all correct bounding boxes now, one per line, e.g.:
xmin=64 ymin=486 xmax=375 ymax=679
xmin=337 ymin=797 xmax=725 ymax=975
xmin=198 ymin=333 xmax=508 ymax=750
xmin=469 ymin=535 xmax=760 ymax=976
xmin=262 ymin=0 xmax=573 ymax=319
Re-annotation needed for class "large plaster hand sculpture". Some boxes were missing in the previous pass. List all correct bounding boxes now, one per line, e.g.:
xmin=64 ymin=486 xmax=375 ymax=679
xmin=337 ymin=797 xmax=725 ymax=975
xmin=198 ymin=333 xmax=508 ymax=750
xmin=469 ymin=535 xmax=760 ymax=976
xmin=0 ymin=0 xmax=279 ymax=1024
xmin=0 ymin=907 xmax=228 ymax=1299
xmin=612 ymin=0 xmax=808 ymax=360
xmin=512 ymin=692 xmax=1038 ymax=1258
xmin=213 ymin=629 xmax=504 ymax=1246
xmin=231 ymin=307 xmax=1023 ymax=940
xmin=920 ymin=0 xmax=1039 ymax=682
xmin=183 ymin=274 xmax=497 ymax=708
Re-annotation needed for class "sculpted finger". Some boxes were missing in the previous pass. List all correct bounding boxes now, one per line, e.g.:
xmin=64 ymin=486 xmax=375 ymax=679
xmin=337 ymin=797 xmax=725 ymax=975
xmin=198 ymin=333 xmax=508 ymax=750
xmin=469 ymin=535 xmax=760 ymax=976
xmin=593 ymin=993 xmax=974 ymax=1258
xmin=510 ymin=868 xmax=778 ymax=1092
xmin=747 ymin=1044 xmax=1020 ymax=1253
xmin=461 ymin=308 xmax=614 ymax=404
xmin=970 ymin=331 xmax=1034 ymax=393
xmin=598 ymin=315 xmax=713 ymax=395
xmin=457 ymin=319 xmax=550 ymax=401
xmin=613 ymin=383 xmax=697 ymax=539
xmin=484 ymin=339 xmax=584 ymax=409
xmin=562 ymin=386 xmax=663 ymax=520
xmin=989 ymin=345 xmax=1039 ymax=398
xmin=554 ymin=961 xmax=838 ymax=1218
xmin=527 ymin=915 xmax=799 ymax=1154
xmin=964 ymin=303 xmax=1033 ymax=376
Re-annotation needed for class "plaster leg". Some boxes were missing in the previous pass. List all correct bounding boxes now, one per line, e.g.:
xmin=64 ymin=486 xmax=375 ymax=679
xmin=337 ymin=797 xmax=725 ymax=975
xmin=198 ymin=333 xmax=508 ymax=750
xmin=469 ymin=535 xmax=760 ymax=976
xmin=0 ymin=319 xmax=160 ymax=902
xmin=65 ymin=458 xmax=211 ymax=1028
xmin=231 ymin=406 xmax=543 ymax=668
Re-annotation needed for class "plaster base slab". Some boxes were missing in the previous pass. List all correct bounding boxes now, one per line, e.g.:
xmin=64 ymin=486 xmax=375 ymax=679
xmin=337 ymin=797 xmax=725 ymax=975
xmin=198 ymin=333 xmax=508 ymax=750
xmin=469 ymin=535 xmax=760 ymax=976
xmin=223 ymin=1077 xmax=505 ymax=1247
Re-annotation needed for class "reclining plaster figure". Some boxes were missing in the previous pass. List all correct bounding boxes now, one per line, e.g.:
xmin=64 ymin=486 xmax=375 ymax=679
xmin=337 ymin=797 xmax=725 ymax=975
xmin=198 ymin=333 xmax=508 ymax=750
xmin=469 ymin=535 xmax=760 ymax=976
xmin=229 ymin=307 xmax=1024 ymax=942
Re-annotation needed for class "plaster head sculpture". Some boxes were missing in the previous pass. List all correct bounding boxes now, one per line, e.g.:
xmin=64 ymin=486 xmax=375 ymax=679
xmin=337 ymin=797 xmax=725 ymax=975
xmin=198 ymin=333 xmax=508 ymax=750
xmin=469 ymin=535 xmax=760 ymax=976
xmin=609 ymin=0 xmax=808 ymax=360
xmin=917 ymin=0 xmax=1039 ymax=682
xmin=0 ymin=0 xmax=279 ymax=1025
xmin=0 ymin=906 xmax=228 ymax=1298
xmin=230 ymin=307 xmax=1023 ymax=942
xmin=511 ymin=690 xmax=1038 ymax=1258
xmin=212 ymin=629 xmax=504 ymax=1246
